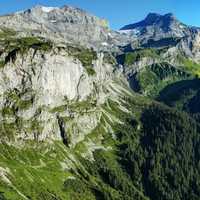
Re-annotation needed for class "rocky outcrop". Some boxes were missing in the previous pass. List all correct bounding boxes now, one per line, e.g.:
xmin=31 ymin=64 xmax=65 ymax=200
xmin=0 ymin=5 xmax=131 ymax=51
xmin=120 ymin=13 xmax=193 ymax=39
xmin=119 ymin=13 xmax=200 ymax=61
xmin=0 ymin=42 xmax=126 ymax=146
xmin=1 ymin=5 xmax=200 ymax=200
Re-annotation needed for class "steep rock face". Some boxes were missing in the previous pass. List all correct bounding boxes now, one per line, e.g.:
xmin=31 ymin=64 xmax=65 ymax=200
xmin=1 ymin=6 xmax=200 ymax=200
xmin=0 ymin=5 xmax=131 ymax=50
xmin=120 ymin=13 xmax=200 ymax=61
xmin=177 ymin=30 xmax=200 ymax=60
xmin=120 ymin=13 xmax=192 ymax=38
xmin=0 ymin=44 xmax=123 ymax=145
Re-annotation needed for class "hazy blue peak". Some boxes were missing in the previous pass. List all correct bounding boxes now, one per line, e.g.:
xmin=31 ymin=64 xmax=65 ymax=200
xmin=120 ymin=12 xmax=178 ymax=30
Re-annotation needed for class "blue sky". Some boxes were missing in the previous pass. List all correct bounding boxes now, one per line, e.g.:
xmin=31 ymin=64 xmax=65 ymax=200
xmin=0 ymin=0 xmax=200 ymax=30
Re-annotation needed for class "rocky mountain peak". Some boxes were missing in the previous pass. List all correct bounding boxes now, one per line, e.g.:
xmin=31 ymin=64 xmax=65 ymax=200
xmin=119 ymin=12 xmax=193 ymax=45
xmin=27 ymin=5 xmax=59 ymax=13
xmin=1 ymin=4 xmax=200 ymax=200
xmin=21 ymin=4 xmax=108 ymax=27
xmin=0 ymin=4 xmax=121 ymax=50
xmin=145 ymin=12 xmax=177 ymax=25
xmin=144 ymin=12 xmax=162 ymax=24
xmin=120 ymin=12 xmax=180 ymax=31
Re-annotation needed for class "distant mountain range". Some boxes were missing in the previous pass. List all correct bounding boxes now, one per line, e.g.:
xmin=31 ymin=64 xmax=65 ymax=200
xmin=0 ymin=5 xmax=200 ymax=200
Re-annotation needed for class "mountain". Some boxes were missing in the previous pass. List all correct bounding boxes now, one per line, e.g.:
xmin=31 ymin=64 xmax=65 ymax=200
xmin=120 ymin=13 xmax=200 ymax=62
xmin=0 ymin=5 xmax=131 ymax=50
xmin=120 ymin=12 xmax=194 ymax=38
xmin=0 ymin=5 xmax=200 ymax=200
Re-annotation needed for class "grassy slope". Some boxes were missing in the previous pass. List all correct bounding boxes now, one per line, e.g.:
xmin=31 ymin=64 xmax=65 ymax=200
xmin=0 ymin=87 xmax=152 ymax=200
xmin=129 ymin=62 xmax=192 ymax=98
xmin=0 ymin=142 xmax=72 ymax=200
xmin=154 ymin=78 xmax=200 ymax=117
xmin=1 ymin=33 xmax=200 ymax=200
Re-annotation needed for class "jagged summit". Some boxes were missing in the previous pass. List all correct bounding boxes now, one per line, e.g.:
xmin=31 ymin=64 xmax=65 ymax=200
xmin=1 ymin=4 xmax=200 ymax=200
xmin=24 ymin=4 xmax=93 ymax=16
xmin=120 ymin=12 xmax=180 ymax=30
xmin=20 ymin=4 xmax=108 ymax=27
xmin=0 ymin=4 xmax=113 ymax=49
xmin=29 ymin=5 xmax=59 ymax=13
xmin=0 ymin=4 xmax=133 ymax=50
xmin=119 ymin=12 xmax=197 ymax=44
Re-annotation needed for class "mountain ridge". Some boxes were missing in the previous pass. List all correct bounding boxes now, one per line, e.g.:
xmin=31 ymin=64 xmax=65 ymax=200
xmin=0 ymin=4 xmax=200 ymax=200
xmin=120 ymin=12 xmax=178 ymax=30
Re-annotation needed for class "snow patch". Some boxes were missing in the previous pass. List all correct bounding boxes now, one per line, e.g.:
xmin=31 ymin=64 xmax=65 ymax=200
xmin=118 ymin=28 xmax=141 ymax=36
xmin=101 ymin=42 xmax=108 ymax=46
xmin=108 ymin=32 xmax=114 ymax=38
xmin=50 ymin=20 xmax=57 ymax=23
xmin=41 ymin=6 xmax=59 ymax=13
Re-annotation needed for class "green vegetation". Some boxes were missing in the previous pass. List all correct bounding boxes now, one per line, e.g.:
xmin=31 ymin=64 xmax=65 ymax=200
xmin=177 ymin=54 xmax=200 ymax=77
xmin=5 ymin=37 xmax=52 ymax=61
xmin=66 ymin=45 xmax=97 ymax=76
xmin=0 ymin=36 xmax=53 ymax=66
xmin=85 ymin=67 xmax=96 ymax=76
xmin=1 ymin=86 xmax=200 ymax=200
xmin=0 ymin=28 xmax=16 ymax=39
xmin=64 ymin=178 xmax=97 ymax=200
xmin=0 ymin=142 xmax=73 ymax=200
xmin=122 ymin=48 xmax=162 ymax=65
xmin=103 ymin=52 xmax=117 ymax=65
xmin=156 ymin=78 xmax=200 ymax=114
xmin=0 ymin=122 xmax=16 ymax=140
xmin=142 ymin=37 xmax=181 ymax=48
xmin=50 ymin=96 xmax=97 ymax=115
xmin=1 ymin=29 xmax=200 ymax=200
xmin=157 ymin=78 xmax=200 ymax=109
xmin=130 ymin=63 xmax=191 ymax=98
xmin=68 ymin=96 xmax=200 ymax=200
xmin=135 ymin=104 xmax=200 ymax=200
xmin=1 ymin=89 xmax=35 ymax=114
xmin=0 ymin=89 xmax=37 ymax=139
xmin=15 ymin=37 xmax=53 ymax=52
xmin=50 ymin=104 xmax=68 ymax=113
xmin=186 ymin=90 xmax=200 ymax=113
xmin=0 ymin=60 xmax=5 ymax=69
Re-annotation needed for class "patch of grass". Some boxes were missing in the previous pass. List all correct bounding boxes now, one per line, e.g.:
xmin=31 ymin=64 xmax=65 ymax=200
xmin=15 ymin=99 xmax=33 ymax=111
xmin=16 ymin=37 xmax=53 ymax=52
xmin=0 ymin=37 xmax=53 ymax=65
xmin=0 ymin=28 xmax=16 ymax=39
xmin=103 ymin=52 xmax=117 ymax=65
xmin=66 ymin=46 xmax=97 ymax=76
xmin=85 ymin=67 xmax=96 ymax=76
xmin=0 ymin=142 xmax=73 ymax=200
xmin=0 ymin=60 xmax=5 ymax=69
xmin=67 ymin=46 xmax=97 ymax=67
xmin=69 ymin=99 xmax=97 ymax=113
xmin=64 ymin=178 xmax=97 ymax=200
xmin=157 ymin=79 xmax=200 ymax=109
xmin=130 ymin=63 xmax=191 ymax=98
xmin=136 ymin=67 xmax=159 ymax=91
xmin=76 ymin=49 xmax=97 ymax=68
xmin=1 ymin=89 xmax=35 ymax=114
xmin=0 ymin=122 xmax=16 ymax=140
xmin=74 ymin=142 xmax=88 ymax=154
xmin=177 ymin=54 xmax=200 ymax=77
xmin=28 ymin=119 xmax=43 ymax=134
xmin=1 ymin=107 xmax=15 ymax=116
xmin=123 ymin=48 xmax=161 ymax=65
xmin=50 ymin=105 xmax=68 ymax=113
xmin=50 ymin=98 xmax=96 ymax=115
